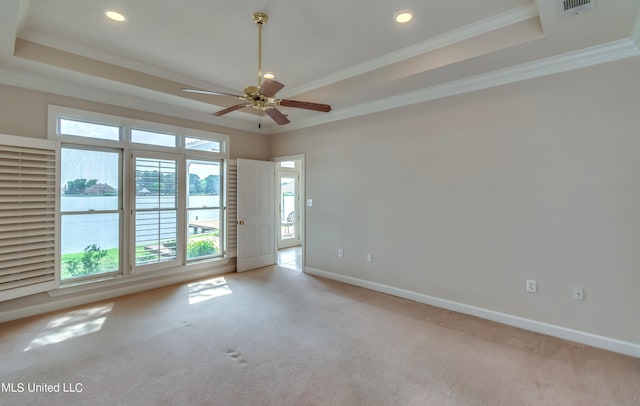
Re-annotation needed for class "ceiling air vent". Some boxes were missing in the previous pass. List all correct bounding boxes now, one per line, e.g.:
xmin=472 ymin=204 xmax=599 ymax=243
xmin=559 ymin=0 xmax=595 ymax=17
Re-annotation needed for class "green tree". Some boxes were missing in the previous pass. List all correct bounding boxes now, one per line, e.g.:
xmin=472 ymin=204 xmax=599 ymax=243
xmin=65 ymin=178 xmax=98 ymax=194
xmin=136 ymin=170 xmax=159 ymax=194
xmin=187 ymin=239 xmax=218 ymax=258
xmin=161 ymin=172 xmax=176 ymax=195
xmin=81 ymin=244 xmax=108 ymax=274
xmin=135 ymin=169 xmax=176 ymax=195
xmin=189 ymin=173 xmax=202 ymax=194
xmin=204 ymin=175 xmax=220 ymax=195
xmin=65 ymin=244 xmax=108 ymax=277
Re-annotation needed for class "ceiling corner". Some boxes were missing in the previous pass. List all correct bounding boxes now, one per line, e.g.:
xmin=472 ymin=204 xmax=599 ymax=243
xmin=16 ymin=0 xmax=31 ymax=32
xmin=0 ymin=0 xmax=24 ymax=58
xmin=631 ymin=8 xmax=640 ymax=48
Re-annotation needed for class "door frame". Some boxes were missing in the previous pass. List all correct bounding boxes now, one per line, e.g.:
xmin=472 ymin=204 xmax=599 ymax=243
xmin=272 ymin=154 xmax=305 ymax=269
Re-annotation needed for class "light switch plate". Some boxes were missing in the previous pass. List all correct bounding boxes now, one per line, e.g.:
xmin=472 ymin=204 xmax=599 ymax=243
xmin=526 ymin=279 xmax=537 ymax=293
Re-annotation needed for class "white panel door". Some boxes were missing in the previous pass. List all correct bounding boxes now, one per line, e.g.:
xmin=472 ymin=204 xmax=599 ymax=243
xmin=236 ymin=159 xmax=275 ymax=272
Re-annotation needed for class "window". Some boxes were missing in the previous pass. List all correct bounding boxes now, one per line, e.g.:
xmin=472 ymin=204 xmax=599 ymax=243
xmin=280 ymin=161 xmax=296 ymax=169
xmin=131 ymin=129 xmax=176 ymax=147
xmin=186 ymin=137 xmax=221 ymax=153
xmin=49 ymin=105 xmax=229 ymax=287
xmin=59 ymin=118 xmax=120 ymax=141
xmin=60 ymin=148 xmax=121 ymax=280
xmin=187 ymin=160 xmax=222 ymax=260
xmin=134 ymin=156 xmax=178 ymax=266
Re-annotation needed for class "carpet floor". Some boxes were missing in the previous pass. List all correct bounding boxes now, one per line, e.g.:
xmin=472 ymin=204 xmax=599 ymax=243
xmin=1 ymin=265 xmax=638 ymax=405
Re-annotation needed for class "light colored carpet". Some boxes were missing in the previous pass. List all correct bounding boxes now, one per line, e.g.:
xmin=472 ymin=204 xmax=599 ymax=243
xmin=1 ymin=265 xmax=638 ymax=405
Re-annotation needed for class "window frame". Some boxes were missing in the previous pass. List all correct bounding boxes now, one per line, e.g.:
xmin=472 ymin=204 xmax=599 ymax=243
xmin=59 ymin=145 xmax=123 ymax=282
xmin=48 ymin=105 xmax=230 ymax=286
xmin=186 ymin=158 xmax=224 ymax=262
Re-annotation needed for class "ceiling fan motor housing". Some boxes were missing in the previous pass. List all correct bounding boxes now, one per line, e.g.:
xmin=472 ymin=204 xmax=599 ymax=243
xmin=244 ymin=86 xmax=259 ymax=96
xmin=253 ymin=12 xmax=268 ymax=25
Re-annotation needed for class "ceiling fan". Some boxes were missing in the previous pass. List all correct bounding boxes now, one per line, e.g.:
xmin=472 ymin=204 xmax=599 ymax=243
xmin=182 ymin=12 xmax=331 ymax=126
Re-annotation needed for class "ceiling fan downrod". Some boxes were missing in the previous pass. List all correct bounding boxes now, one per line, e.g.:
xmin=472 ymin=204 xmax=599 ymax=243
xmin=253 ymin=12 xmax=268 ymax=88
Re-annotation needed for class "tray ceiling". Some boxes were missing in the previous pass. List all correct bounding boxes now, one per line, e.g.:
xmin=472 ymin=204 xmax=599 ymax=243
xmin=1 ymin=0 xmax=639 ymax=134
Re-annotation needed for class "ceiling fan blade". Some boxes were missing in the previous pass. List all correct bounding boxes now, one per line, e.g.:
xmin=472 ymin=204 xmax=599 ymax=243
xmin=279 ymin=99 xmax=331 ymax=112
xmin=259 ymin=79 xmax=285 ymax=98
xmin=265 ymin=107 xmax=290 ymax=125
xmin=212 ymin=104 xmax=249 ymax=117
xmin=183 ymin=88 xmax=244 ymax=98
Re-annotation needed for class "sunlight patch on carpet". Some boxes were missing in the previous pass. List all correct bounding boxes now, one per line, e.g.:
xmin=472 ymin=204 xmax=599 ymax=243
xmin=188 ymin=277 xmax=232 ymax=304
xmin=24 ymin=303 xmax=114 ymax=351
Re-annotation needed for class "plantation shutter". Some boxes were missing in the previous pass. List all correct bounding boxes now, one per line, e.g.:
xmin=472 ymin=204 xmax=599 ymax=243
xmin=225 ymin=159 xmax=237 ymax=257
xmin=134 ymin=156 xmax=178 ymax=266
xmin=0 ymin=134 xmax=58 ymax=302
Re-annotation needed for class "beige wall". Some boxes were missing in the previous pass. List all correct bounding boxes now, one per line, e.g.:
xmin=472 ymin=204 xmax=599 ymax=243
xmin=271 ymin=57 xmax=640 ymax=344
xmin=0 ymin=84 xmax=270 ymax=160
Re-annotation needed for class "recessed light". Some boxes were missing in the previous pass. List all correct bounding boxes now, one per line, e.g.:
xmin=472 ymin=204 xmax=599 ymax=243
xmin=263 ymin=72 xmax=275 ymax=80
xmin=105 ymin=9 xmax=126 ymax=22
xmin=395 ymin=11 xmax=413 ymax=24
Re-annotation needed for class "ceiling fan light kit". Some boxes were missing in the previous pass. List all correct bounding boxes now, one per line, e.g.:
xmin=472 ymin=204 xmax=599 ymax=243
xmin=182 ymin=12 xmax=331 ymax=126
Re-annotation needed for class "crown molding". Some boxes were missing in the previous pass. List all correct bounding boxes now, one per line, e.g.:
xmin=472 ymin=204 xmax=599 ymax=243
xmin=280 ymin=38 xmax=640 ymax=134
xmin=281 ymin=4 xmax=539 ymax=98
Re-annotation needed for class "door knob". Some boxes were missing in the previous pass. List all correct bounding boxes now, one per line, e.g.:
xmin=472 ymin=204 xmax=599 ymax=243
xmin=238 ymin=220 xmax=245 ymax=225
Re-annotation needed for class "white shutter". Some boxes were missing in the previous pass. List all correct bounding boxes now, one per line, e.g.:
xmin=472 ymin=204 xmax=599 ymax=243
xmin=225 ymin=159 xmax=237 ymax=257
xmin=134 ymin=156 xmax=178 ymax=267
xmin=0 ymin=134 xmax=58 ymax=302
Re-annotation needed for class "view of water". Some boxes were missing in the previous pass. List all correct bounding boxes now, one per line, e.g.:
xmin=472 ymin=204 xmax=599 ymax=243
xmin=61 ymin=195 xmax=220 ymax=254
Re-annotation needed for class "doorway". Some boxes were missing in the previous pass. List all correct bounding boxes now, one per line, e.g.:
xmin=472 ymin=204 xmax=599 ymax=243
xmin=277 ymin=170 xmax=299 ymax=249
xmin=273 ymin=156 xmax=304 ymax=269
xmin=277 ymin=246 xmax=302 ymax=271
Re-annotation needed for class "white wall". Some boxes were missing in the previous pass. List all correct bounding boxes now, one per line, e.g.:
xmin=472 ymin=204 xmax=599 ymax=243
xmin=271 ymin=56 xmax=640 ymax=347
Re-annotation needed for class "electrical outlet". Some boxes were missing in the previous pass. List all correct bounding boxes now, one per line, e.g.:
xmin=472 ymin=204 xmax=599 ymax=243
xmin=366 ymin=253 xmax=373 ymax=263
xmin=338 ymin=248 xmax=343 ymax=258
xmin=526 ymin=279 xmax=537 ymax=293
xmin=573 ymin=287 xmax=584 ymax=301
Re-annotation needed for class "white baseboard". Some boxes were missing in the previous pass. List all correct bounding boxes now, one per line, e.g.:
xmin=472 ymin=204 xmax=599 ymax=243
xmin=304 ymin=267 xmax=640 ymax=358
xmin=0 ymin=265 xmax=235 ymax=323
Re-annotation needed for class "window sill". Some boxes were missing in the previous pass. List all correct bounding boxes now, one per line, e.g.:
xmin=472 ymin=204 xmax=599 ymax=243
xmin=48 ymin=257 xmax=234 ymax=298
